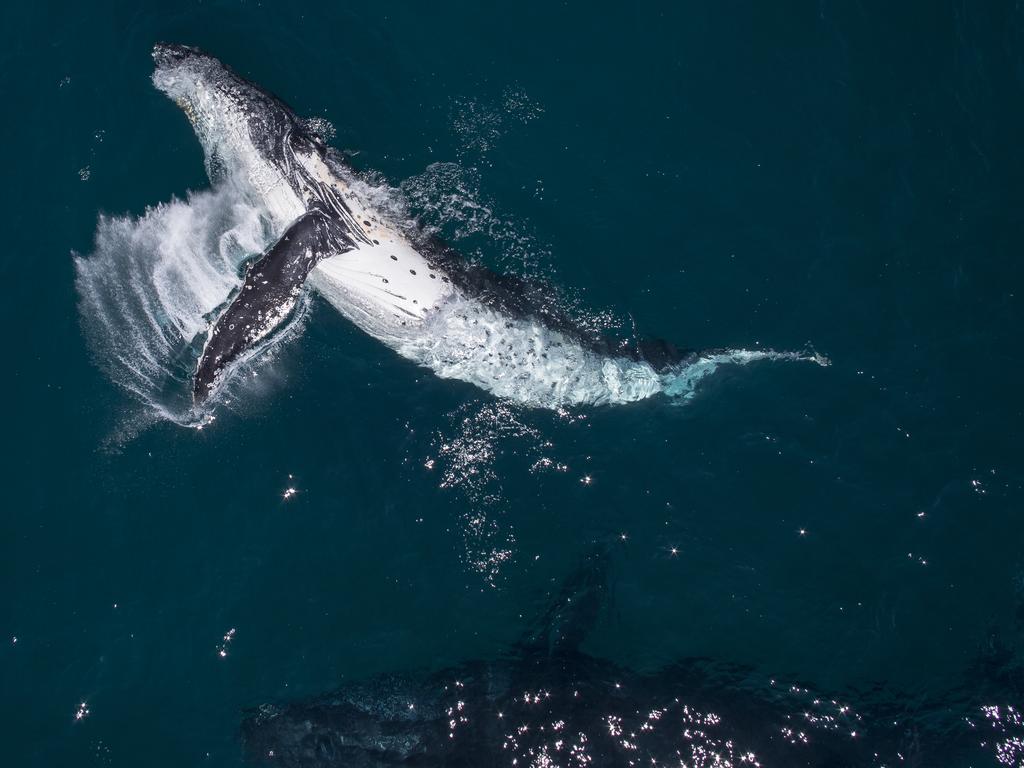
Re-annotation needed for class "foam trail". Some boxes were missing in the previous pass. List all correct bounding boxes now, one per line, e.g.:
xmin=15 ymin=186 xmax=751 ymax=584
xmin=74 ymin=185 xmax=275 ymax=426
xmin=660 ymin=348 xmax=831 ymax=402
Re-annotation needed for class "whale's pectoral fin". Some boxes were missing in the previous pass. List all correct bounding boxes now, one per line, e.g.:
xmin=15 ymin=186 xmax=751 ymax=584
xmin=193 ymin=208 xmax=355 ymax=403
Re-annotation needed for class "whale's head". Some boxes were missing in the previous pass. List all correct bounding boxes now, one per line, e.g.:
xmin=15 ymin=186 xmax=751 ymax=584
xmin=151 ymin=43 xmax=299 ymax=189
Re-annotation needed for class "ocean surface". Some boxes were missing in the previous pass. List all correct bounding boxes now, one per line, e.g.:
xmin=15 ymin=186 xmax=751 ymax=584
xmin=3 ymin=1 xmax=1024 ymax=766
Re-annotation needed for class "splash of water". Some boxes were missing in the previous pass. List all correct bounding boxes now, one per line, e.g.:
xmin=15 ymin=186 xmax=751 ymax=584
xmin=423 ymin=400 xmax=548 ymax=582
xmin=660 ymin=347 xmax=831 ymax=402
xmin=450 ymin=87 xmax=544 ymax=160
xmin=74 ymin=184 xmax=276 ymax=426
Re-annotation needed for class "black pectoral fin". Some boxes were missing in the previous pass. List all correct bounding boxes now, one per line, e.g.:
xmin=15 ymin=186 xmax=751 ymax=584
xmin=193 ymin=209 xmax=354 ymax=403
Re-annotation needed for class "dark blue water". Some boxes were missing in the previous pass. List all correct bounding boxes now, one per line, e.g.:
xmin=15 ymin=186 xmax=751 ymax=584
xmin=3 ymin=1 xmax=1023 ymax=765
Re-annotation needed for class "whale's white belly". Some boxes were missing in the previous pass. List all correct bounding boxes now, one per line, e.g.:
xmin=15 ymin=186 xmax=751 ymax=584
xmin=308 ymin=237 xmax=668 ymax=407
xmin=309 ymin=238 xmax=456 ymax=338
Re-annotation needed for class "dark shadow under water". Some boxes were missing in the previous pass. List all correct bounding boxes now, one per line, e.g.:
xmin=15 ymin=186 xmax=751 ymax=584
xmin=241 ymin=545 xmax=1024 ymax=767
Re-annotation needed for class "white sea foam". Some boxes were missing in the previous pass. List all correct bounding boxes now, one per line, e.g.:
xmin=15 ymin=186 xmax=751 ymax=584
xmin=74 ymin=184 xmax=278 ymax=425
xmin=659 ymin=348 xmax=830 ymax=402
xmin=396 ymin=294 xmax=663 ymax=407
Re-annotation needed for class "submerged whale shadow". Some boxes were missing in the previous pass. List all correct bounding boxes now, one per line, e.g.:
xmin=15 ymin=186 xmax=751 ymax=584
xmin=240 ymin=542 xmax=1020 ymax=767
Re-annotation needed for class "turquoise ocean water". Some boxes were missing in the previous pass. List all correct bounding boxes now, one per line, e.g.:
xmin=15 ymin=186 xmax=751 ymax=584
xmin=2 ymin=1 xmax=1023 ymax=765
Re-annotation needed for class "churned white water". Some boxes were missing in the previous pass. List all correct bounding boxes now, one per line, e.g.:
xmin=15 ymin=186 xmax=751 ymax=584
xmin=74 ymin=184 xmax=277 ymax=424
xmin=397 ymin=294 xmax=665 ymax=408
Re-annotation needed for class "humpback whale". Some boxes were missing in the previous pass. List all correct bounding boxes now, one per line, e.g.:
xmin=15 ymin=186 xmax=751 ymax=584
xmin=151 ymin=44 xmax=819 ymax=409
xmin=239 ymin=545 xmax=1014 ymax=767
